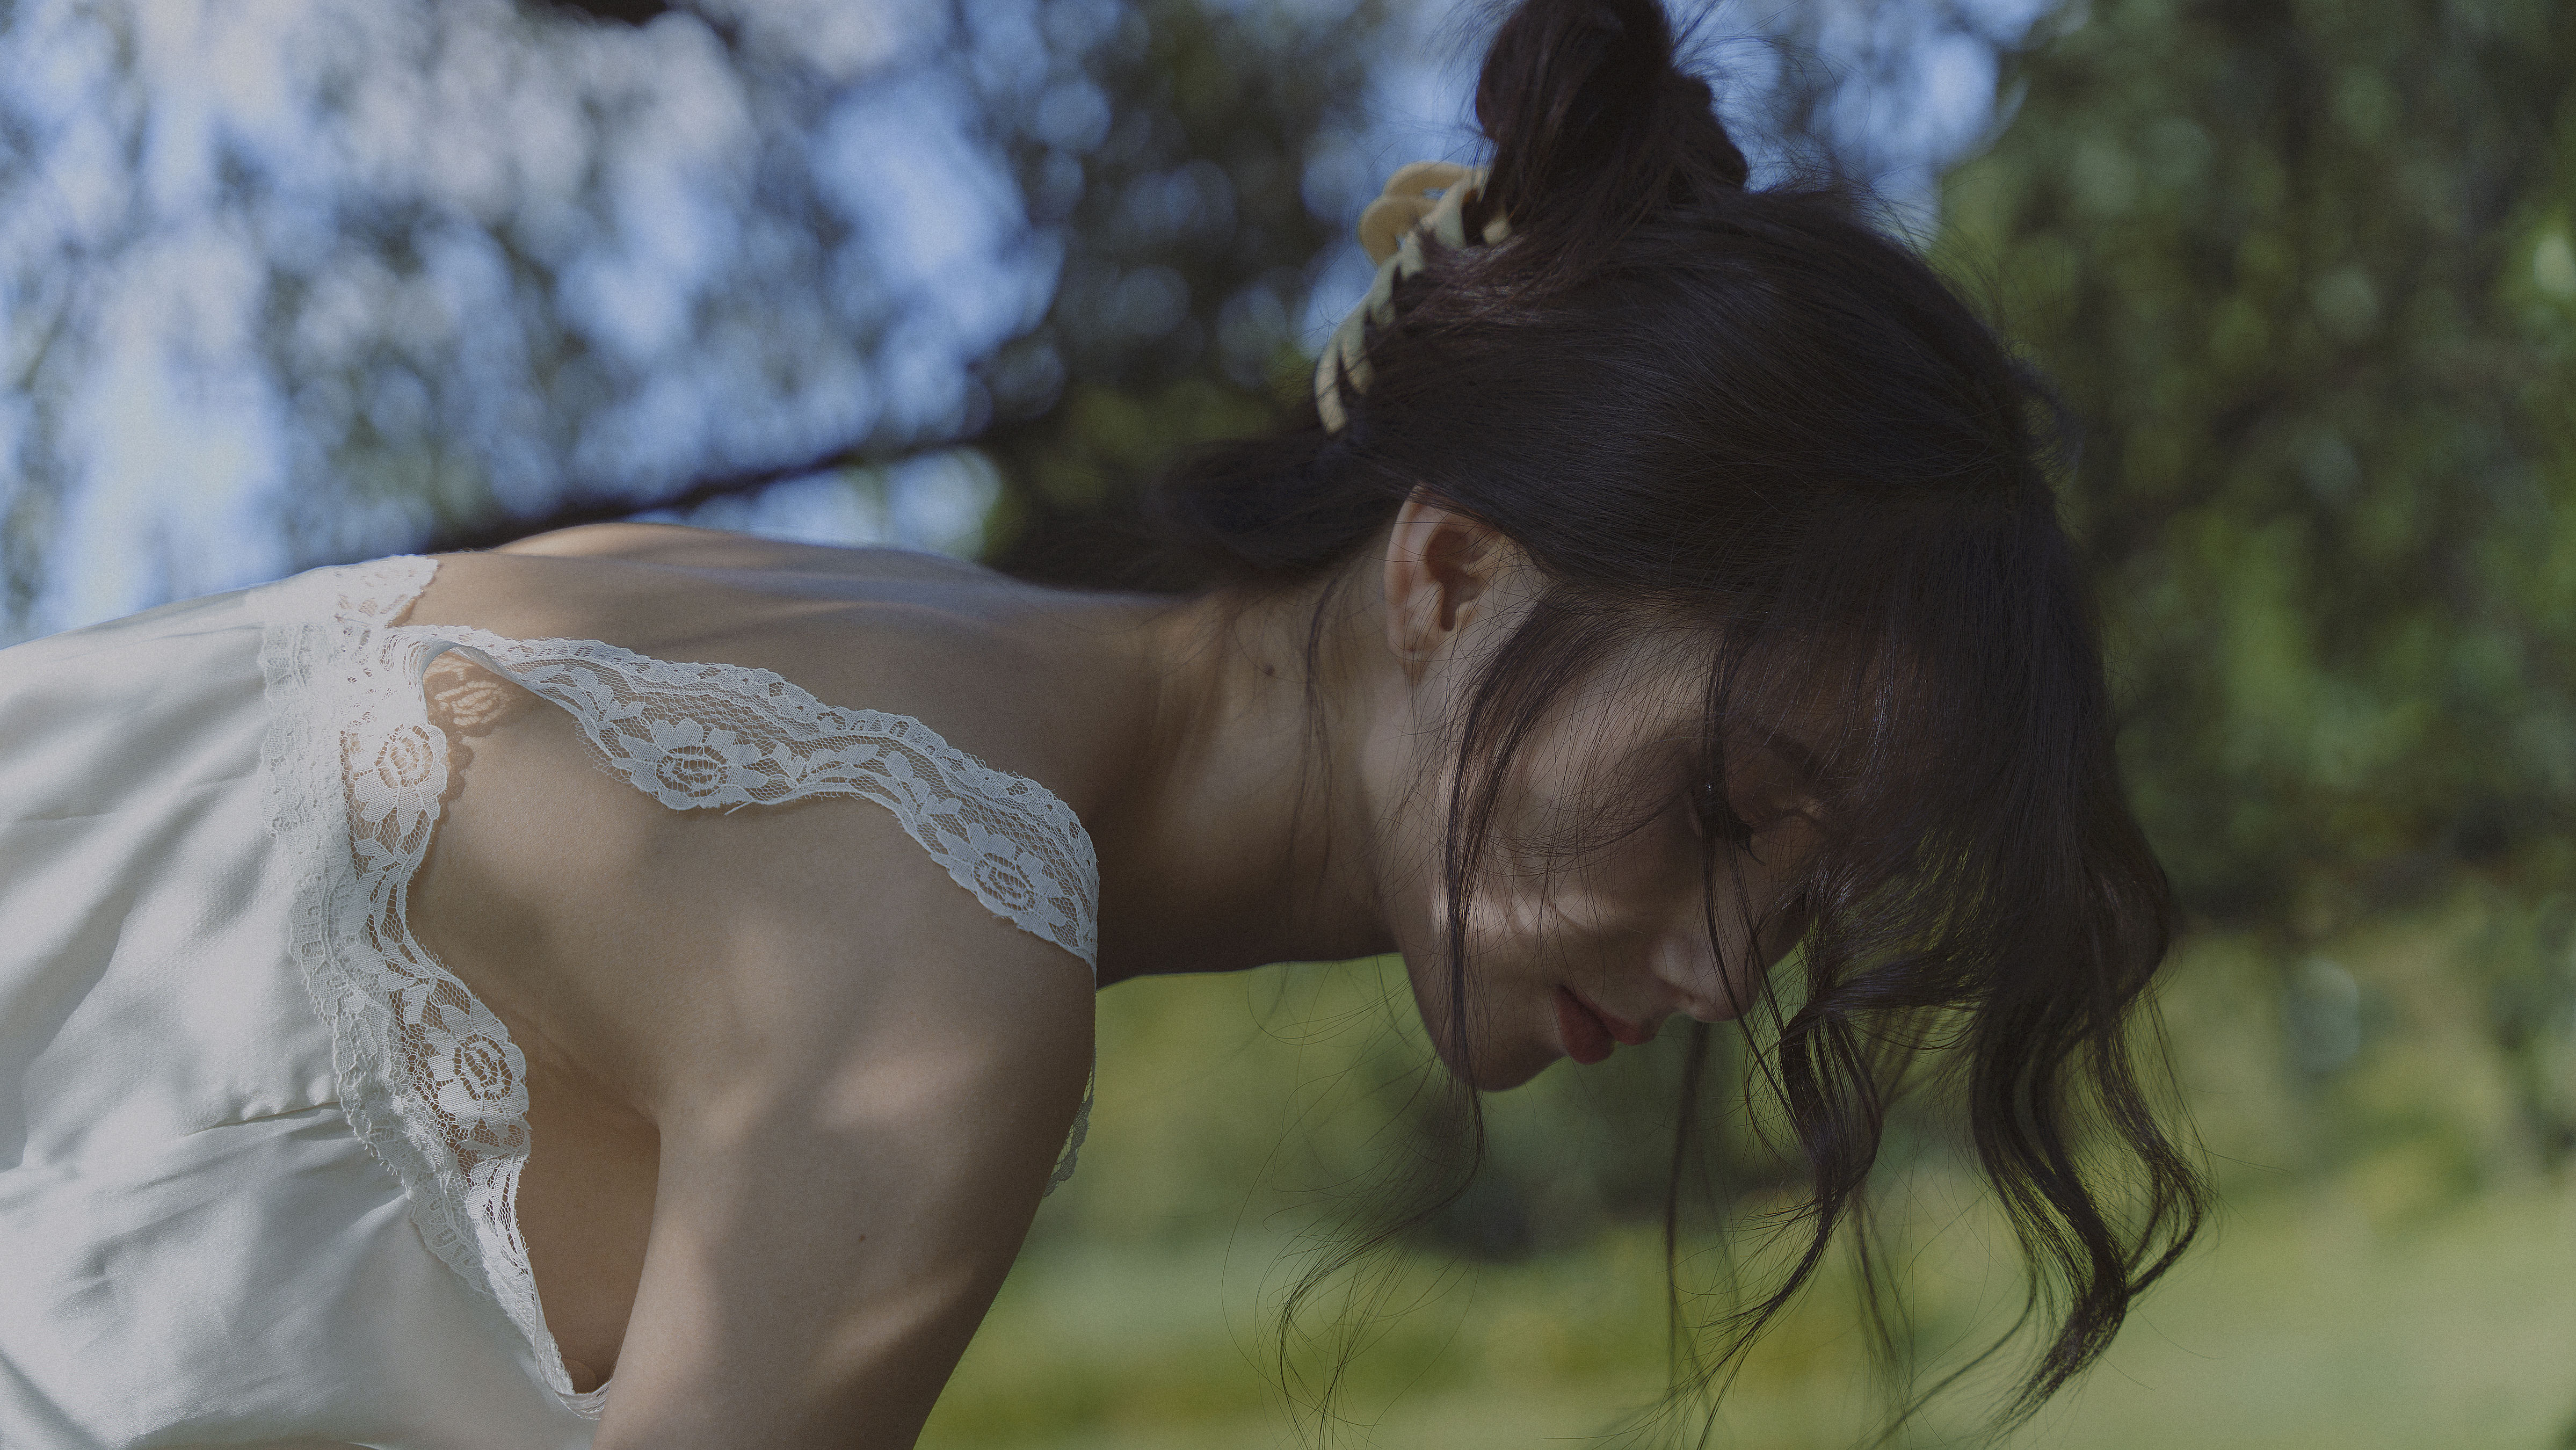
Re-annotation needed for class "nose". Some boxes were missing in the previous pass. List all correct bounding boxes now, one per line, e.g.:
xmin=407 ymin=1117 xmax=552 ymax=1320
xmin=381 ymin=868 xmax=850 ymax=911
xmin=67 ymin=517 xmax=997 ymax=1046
xmin=1652 ymin=910 xmax=1789 ymax=1024
xmin=1651 ymin=933 xmax=1739 ymax=1025
xmin=1671 ymin=993 xmax=1725 ymax=1025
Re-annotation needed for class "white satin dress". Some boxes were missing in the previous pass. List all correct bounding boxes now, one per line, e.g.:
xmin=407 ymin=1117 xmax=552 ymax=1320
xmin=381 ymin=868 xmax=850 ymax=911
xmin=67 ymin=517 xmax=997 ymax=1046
xmin=0 ymin=556 xmax=1097 ymax=1449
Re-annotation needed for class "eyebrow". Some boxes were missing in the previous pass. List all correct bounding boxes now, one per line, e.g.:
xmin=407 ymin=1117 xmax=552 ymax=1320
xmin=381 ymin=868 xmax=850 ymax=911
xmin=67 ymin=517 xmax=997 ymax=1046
xmin=1761 ymin=731 xmax=1826 ymax=789
xmin=1668 ymin=727 xmax=1825 ymax=786
xmin=1644 ymin=714 xmax=1830 ymax=798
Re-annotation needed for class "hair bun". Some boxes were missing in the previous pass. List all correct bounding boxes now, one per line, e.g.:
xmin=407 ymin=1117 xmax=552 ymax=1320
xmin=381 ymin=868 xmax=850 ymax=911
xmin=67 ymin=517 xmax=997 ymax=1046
xmin=1473 ymin=0 xmax=1750 ymax=283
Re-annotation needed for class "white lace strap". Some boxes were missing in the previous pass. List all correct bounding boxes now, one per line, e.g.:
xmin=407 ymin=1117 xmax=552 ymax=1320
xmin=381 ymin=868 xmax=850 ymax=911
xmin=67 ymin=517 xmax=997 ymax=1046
xmin=260 ymin=555 xmax=1098 ymax=1416
xmin=418 ymin=627 xmax=1101 ymax=974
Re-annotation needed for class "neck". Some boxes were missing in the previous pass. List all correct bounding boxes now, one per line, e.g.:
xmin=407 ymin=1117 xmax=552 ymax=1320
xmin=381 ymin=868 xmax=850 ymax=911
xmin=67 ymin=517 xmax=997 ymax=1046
xmin=1069 ymin=574 xmax=1397 ymax=987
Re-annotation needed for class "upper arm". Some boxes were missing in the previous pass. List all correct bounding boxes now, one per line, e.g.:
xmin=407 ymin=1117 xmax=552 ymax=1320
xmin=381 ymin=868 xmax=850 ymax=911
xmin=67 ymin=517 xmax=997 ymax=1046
xmin=586 ymin=802 xmax=1094 ymax=1449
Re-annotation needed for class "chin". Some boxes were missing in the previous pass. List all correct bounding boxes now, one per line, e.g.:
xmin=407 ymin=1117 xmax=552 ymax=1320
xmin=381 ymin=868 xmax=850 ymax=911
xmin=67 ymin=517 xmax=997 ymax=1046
xmin=1430 ymin=1030 xmax=1557 ymax=1092
xmin=1395 ymin=943 xmax=1559 ymax=1091
xmin=1468 ymin=1052 xmax=1555 ymax=1091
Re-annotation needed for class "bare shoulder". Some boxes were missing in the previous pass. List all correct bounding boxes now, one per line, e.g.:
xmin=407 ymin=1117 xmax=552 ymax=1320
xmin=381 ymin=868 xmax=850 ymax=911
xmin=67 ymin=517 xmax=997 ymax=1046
xmin=405 ymin=525 xmax=1113 ymax=1444
xmin=414 ymin=523 xmax=1112 ymax=1111
xmin=422 ymin=713 xmax=1092 ymax=1445
xmin=551 ymin=779 xmax=1092 ymax=1444
xmin=407 ymin=526 xmax=1140 ymax=827
xmin=434 ymin=695 xmax=1095 ymax=1077
xmin=627 ymin=777 xmax=1096 ymax=1116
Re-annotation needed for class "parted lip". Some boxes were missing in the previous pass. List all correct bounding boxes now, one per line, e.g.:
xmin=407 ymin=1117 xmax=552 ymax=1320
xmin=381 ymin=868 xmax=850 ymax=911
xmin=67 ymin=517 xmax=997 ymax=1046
xmin=1569 ymin=987 xmax=1656 ymax=1046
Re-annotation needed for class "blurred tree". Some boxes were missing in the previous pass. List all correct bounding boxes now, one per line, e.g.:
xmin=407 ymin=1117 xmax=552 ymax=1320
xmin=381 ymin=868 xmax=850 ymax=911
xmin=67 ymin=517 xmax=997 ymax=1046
xmin=0 ymin=0 xmax=1407 ymax=629
xmin=0 ymin=0 xmax=996 ymax=631
xmin=456 ymin=0 xmax=2031 ymax=590
xmin=948 ymin=0 xmax=2044 ymax=589
xmin=950 ymin=0 xmax=1377 ymax=587
xmin=1940 ymin=0 xmax=2576 ymax=922
xmin=0 ymin=0 xmax=2038 ymax=633
xmin=417 ymin=0 xmax=1387 ymax=592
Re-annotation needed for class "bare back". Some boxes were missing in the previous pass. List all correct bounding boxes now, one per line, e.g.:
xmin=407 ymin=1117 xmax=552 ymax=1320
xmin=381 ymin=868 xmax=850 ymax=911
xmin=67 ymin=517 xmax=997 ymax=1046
xmin=401 ymin=525 xmax=1117 ymax=1431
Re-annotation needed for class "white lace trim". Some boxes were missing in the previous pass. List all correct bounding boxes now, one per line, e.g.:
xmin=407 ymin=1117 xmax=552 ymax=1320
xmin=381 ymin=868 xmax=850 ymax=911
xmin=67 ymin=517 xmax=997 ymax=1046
xmin=259 ymin=556 xmax=561 ymax=1394
xmin=417 ymin=626 xmax=1098 ymax=967
xmin=257 ymin=555 xmax=1099 ymax=1413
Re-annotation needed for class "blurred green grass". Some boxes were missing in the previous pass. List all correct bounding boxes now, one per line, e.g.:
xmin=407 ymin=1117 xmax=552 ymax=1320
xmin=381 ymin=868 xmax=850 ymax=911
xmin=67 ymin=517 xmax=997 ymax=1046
xmin=927 ymin=1187 xmax=2576 ymax=1448
xmin=922 ymin=877 xmax=2576 ymax=1448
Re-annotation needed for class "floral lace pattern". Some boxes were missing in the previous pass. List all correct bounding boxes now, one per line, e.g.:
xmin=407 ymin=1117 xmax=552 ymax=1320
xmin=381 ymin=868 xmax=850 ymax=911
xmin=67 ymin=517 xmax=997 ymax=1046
xmin=257 ymin=555 xmax=1100 ymax=1414
xmin=259 ymin=556 xmax=558 ymax=1394
xmin=420 ymin=626 xmax=1098 ymax=966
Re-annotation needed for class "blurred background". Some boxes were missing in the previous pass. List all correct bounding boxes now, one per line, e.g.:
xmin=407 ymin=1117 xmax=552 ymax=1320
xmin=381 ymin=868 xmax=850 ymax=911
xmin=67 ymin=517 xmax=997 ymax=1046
xmin=2 ymin=0 xmax=2569 ymax=1444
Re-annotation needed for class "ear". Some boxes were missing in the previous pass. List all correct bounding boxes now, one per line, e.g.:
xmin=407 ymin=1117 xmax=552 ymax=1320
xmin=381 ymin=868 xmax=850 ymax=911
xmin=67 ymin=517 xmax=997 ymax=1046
xmin=1381 ymin=491 xmax=1512 ymax=672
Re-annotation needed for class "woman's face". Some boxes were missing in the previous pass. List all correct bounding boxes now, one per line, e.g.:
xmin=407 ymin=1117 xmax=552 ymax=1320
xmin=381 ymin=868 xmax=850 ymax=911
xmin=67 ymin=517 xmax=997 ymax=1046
xmin=1362 ymin=503 xmax=1823 ymax=1090
xmin=1380 ymin=653 xmax=1822 ymax=1090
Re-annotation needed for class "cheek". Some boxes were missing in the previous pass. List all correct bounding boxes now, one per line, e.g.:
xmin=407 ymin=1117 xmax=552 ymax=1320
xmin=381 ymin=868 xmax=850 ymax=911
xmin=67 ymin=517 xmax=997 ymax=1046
xmin=1460 ymin=837 xmax=1699 ymax=980
xmin=1568 ymin=813 xmax=1710 ymax=928
xmin=1359 ymin=767 xmax=1445 ymax=967
xmin=1392 ymin=928 xmax=1555 ymax=1089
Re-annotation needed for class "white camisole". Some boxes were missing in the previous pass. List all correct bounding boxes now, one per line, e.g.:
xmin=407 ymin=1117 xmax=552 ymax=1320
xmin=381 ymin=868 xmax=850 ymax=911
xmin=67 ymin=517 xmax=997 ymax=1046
xmin=0 ymin=555 xmax=1098 ymax=1448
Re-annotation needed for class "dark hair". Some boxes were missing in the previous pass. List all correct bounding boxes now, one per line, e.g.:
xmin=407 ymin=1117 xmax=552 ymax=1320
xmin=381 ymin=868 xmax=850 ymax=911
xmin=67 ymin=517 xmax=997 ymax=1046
xmin=1152 ymin=0 xmax=2204 ymax=1436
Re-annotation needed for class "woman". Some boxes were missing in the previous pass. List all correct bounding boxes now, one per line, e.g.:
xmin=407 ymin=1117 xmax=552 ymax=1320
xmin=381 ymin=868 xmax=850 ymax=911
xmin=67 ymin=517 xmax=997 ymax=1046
xmin=0 ymin=0 xmax=2202 ymax=1445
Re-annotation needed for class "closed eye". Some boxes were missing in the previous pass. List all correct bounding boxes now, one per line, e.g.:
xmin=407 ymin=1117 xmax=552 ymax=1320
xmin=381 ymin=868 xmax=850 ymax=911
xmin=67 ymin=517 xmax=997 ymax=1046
xmin=1687 ymin=777 xmax=1753 ymax=849
xmin=1685 ymin=772 xmax=1820 ymax=868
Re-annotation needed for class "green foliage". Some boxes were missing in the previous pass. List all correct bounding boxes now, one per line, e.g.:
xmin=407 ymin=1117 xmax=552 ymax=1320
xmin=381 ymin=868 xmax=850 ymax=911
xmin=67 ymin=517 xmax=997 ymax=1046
xmin=1937 ymin=0 xmax=2576 ymax=919
xmin=1030 ymin=957 xmax=1786 ymax=1264
xmin=926 ymin=888 xmax=2576 ymax=1449
xmin=969 ymin=0 xmax=1380 ymax=585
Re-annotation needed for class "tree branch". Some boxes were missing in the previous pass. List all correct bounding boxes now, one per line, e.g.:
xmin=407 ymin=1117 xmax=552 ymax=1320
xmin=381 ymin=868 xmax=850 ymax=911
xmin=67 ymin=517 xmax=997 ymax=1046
xmin=413 ymin=441 xmax=873 ymax=555
xmin=410 ymin=412 xmax=1061 ymax=557
xmin=531 ymin=0 xmax=673 ymax=25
